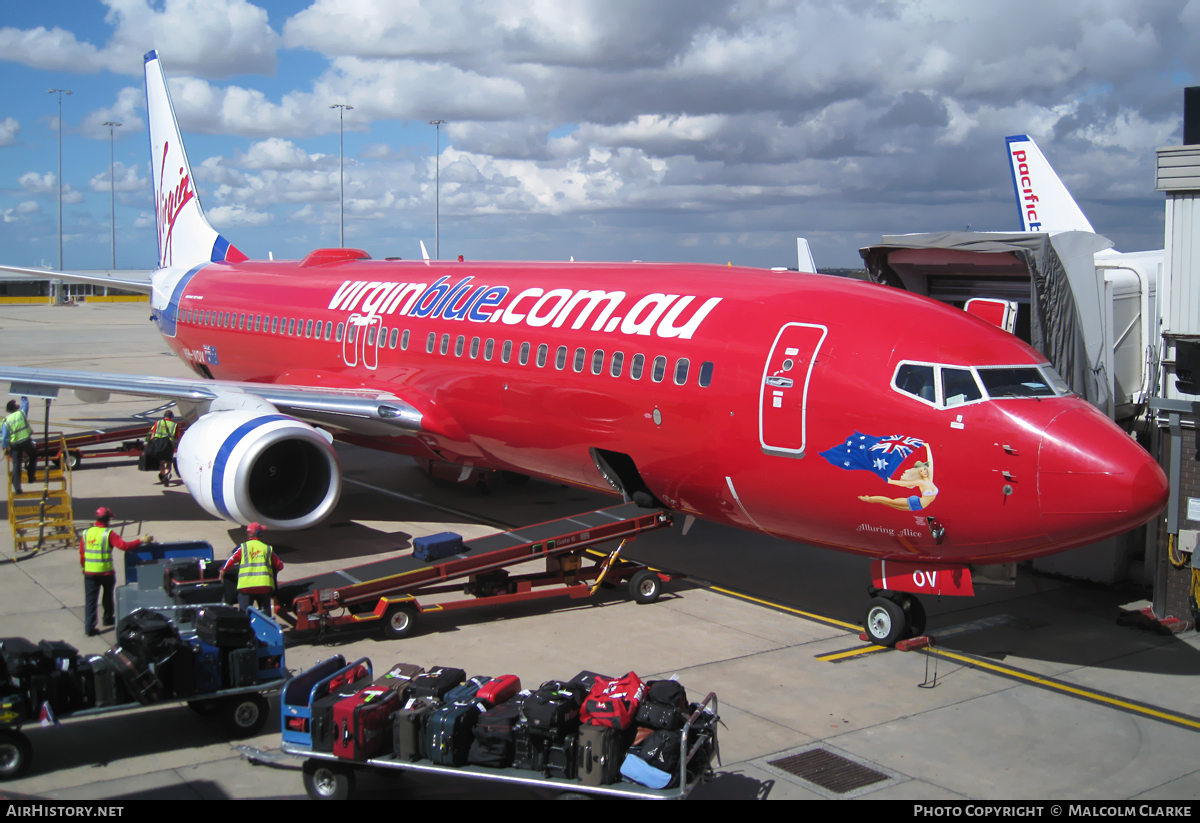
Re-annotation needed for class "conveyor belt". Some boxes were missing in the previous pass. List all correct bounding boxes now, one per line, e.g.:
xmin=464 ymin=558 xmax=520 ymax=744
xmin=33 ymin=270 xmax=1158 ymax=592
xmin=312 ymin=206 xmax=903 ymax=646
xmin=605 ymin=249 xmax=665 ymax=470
xmin=274 ymin=501 xmax=651 ymax=605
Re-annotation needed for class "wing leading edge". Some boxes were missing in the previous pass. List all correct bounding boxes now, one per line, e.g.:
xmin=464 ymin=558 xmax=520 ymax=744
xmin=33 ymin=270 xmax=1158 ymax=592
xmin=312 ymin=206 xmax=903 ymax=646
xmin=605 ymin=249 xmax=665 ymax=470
xmin=0 ymin=265 xmax=153 ymax=295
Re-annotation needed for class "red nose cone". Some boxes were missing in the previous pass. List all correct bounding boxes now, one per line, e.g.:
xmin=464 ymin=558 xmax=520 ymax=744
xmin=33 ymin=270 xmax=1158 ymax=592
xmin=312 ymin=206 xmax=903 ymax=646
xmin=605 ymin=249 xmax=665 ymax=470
xmin=1038 ymin=407 xmax=1168 ymax=541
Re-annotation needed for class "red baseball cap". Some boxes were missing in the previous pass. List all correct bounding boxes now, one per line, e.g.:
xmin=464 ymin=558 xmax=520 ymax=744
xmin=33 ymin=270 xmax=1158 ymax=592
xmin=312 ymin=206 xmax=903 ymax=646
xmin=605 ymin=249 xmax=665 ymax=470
xmin=247 ymin=522 xmax=264 ymax=536
xmin=95 ymin=507 xmax=113 ymax=522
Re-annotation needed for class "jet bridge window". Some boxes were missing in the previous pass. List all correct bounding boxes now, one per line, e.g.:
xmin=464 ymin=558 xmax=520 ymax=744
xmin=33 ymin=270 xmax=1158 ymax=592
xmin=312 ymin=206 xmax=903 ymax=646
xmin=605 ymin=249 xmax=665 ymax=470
xmin=895 ymin=363 xmax=937 ymax=404
xmin=942 ymin=367 xmax=982 ymax=407
xmin=977 ymin=367 xmax=1056 ymax=398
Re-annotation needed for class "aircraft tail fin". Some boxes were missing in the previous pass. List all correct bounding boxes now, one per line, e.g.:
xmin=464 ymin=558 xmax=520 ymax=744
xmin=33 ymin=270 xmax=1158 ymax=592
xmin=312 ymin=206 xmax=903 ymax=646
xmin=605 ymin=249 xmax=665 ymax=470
xmin=796 ymin=238 xmax=817 ymax=273
xmin=1005 ymin=134 xmax=1095 ymax=234
xmin=420 ymin=240 xmax=431 ymax=261
xmin=144 ymin=50 xmax=246 ymax=269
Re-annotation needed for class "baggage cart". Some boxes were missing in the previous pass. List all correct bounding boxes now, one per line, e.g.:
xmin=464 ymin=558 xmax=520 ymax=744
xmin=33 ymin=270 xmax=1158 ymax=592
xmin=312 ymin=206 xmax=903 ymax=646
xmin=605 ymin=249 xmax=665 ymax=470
xmin=272 ymin=658 xmax=719 ymax=800
xmin=0 ymin=608 xmax=287 ymax=781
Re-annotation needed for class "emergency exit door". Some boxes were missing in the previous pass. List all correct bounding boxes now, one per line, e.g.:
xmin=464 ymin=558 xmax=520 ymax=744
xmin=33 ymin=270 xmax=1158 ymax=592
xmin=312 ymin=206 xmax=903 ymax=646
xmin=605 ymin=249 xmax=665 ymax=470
xmin=759 ymin=322 xmax=827 ymax=458
xmin=342 ymin=313 xmax=381 ymax=369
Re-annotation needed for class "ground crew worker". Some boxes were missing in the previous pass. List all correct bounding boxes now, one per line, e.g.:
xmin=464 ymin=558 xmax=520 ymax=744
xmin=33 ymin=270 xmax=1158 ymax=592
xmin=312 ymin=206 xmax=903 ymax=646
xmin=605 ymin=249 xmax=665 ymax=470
xmin=81 ymin=507 xmax=153 ymax=637
xmin=2 ymin=397 xmax=37 ymax=494
xmin=148 ymin=410 xmax=179 ymax=485
xmin=220 ymin=522 xmax=283 ymax=612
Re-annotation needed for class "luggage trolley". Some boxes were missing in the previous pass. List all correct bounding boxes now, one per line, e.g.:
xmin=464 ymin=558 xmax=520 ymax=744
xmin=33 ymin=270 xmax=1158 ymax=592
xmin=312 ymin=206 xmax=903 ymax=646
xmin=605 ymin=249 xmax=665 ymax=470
xmin=272 ymin=657 xmax=720 ymax=800
xmin=0 ymin=608 xmax=289 ymax=781
xmin=274 ymin=502 xmax=678 ymax=640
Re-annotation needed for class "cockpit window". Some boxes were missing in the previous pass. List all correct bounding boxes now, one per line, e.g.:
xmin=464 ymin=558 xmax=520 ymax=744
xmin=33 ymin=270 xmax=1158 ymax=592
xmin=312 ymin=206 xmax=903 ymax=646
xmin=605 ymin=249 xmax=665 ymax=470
xmin=942 ymin=368 xmax=983 ymax=407
xmin=977 ymin=367 xmax=1055 ymax=398
xmin=895 ymin=364 xmax=936 ymax=404
xmin=1040 ymin=363 xmax=1072 ymax=396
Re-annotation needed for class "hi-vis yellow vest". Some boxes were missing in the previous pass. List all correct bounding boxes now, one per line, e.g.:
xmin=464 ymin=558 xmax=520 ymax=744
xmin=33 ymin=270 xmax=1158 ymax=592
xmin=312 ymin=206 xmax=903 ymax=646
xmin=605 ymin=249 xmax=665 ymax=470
xmin=237 ymin=539 xmax=275 ymax=590
xmin=151 ymin=419 xmax=177 ymax=440
xmin=83 ymin=526 xmax=114 ymax=574
xmin=5 ymin=410 xmax=31 ymax=444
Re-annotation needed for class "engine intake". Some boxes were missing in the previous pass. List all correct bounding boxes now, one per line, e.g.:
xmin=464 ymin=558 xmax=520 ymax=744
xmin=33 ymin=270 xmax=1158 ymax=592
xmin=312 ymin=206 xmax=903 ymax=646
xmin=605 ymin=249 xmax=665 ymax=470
xmin=177 ymin=410 xmax=341 ymax=530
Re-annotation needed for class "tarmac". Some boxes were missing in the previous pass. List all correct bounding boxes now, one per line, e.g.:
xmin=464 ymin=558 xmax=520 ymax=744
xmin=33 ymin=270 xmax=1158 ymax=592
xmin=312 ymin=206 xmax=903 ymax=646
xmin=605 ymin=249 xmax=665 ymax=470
xmin=2 ymin=301 xmax=1200 ymax=801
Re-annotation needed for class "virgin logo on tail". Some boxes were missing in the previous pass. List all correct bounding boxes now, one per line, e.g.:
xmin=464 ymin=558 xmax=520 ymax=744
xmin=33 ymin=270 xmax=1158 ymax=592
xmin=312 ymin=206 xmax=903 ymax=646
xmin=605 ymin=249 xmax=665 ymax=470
xmin=157 ymin=142 xmax=194 ymax=267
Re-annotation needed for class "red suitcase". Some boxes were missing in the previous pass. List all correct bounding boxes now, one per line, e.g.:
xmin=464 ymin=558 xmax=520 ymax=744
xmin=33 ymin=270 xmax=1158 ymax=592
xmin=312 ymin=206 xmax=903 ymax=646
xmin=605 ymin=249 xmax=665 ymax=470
xmin=332 ymin=685 xmax=403 ymax=761
xmin=476 ymin=674 xmax=521 ymax=707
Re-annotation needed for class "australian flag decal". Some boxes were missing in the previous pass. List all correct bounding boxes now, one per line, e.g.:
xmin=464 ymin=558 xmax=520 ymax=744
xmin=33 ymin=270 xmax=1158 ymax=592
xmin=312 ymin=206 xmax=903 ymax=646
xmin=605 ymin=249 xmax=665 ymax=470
xmin=819 ymin=432 xmax=926 ymax=481
xmin=203 ymin=345 xmax=220 ymax=366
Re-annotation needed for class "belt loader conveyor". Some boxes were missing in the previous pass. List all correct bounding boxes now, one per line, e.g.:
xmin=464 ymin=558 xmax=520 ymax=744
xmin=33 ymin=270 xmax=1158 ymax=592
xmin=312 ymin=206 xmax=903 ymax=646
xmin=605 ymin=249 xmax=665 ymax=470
xmin=274 ymin=502 xmax=675 ymax=639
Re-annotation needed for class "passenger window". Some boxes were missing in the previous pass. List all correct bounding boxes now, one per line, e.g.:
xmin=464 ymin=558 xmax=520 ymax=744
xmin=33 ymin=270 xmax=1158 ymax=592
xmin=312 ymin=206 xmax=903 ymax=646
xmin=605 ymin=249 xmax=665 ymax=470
xmin=591 ymin=350 xmax=604 ymax=375
xmin=941 ymin=367 xmax=982 ymax=407
xmin=573 ymin=348 xmax=586 ymax=373
xmin=389 ymin=328 xmax=399 ymax=348
xmin=484 ymin=339 xmax=494 ymax=361
xmin=254 ymin=315 xmax=261 ymax=332
xmin=426 ymin=332 xmax=436 ymax=353
xmin=652 ymin=355 xmax=667 ymax=383
xmin=271 ymin=317 xmax=278 ymax=333
xmin=470 ymin=337 xmax=480 ymax=359
xmin=307 ymin=320 xmax=315 ymax=339
xmin=287 ymin=318 xmax=296 ymax=335
xmin=367 ymin=326 xmax=376 ymax=346
xmin=519 ymin=342 xmax=530 ymax=365
xmin=610 ymin=352 xmax=624 ymax=377
xmin=555 ymin=345 xmax=567 ymax=370
xmin=631 ymin=354 xmax=645 ymax=380
xmin=336 ymin=322 xmax=344 ymax=342
xmin=349 ymin=326 xmax=357 ymax=343
xmin=401 ymin=329 xmax=410 ymax=351
xmin=699 ymin=361 xmax=714 ymax=388
xmin=674 ymin=358 xmax=690 ymax=386
xmin=325 ymin=321 xmax=333 ymax=340
xmin=501 ymin=340 xmax=512 ymax=363
xmin=538 ymin=344 xmax=549 ymax=368
xmin=895 ymin=363 xmax=936 ymax=403
xmin=440 ymin=333 xmax=450 ymax=355
xmin=238 ymin=313 xmax=245 ymax=330
xmin=455 ymin=335 xmax=465 ymax=356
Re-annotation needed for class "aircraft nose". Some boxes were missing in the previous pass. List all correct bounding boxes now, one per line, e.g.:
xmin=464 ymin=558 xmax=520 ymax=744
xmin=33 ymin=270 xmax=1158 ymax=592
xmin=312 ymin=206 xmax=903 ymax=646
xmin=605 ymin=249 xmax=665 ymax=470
xmin=1037 ymin=407 xmax=1168 ymax=535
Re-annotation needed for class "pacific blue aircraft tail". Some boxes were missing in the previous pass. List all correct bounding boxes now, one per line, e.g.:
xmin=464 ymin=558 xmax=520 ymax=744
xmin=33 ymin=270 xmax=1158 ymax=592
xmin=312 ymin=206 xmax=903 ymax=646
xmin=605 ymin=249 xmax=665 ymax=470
xmin=1005 ymin=134 xmax=1095 ymax=234
xmin=144 ymin=50 xmax=246 ymax=269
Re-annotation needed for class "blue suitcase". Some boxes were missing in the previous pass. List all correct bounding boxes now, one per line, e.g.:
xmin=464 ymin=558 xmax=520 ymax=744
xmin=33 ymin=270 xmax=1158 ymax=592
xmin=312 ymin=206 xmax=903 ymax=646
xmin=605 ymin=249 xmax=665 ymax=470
xmin=426 ymin=701 xmax=484 ymax=766
xmin=444 ymin=675 xmax=490 ymax=705
xmin=413 ymin=532 xmax=464 ymax=562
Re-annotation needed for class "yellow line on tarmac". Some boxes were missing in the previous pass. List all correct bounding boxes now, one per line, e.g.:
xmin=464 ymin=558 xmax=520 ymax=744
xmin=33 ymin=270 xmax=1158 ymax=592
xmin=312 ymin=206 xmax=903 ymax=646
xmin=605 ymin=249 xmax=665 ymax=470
xmin=709 ymin=585 xmax=863 ymax=631
xmin=931 ymin=649 xmax=1200 ymax=732
xmin=816 ymin=645 xmax=888 ymax=662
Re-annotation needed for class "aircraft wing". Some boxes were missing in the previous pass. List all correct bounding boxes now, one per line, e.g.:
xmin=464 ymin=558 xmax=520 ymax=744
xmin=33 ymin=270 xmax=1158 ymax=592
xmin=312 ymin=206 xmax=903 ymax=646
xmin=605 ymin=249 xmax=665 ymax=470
xmin=0 ymin=366 xmax=423 ymax=437
xmin=0 ymin=265 xmax=153 ymax=295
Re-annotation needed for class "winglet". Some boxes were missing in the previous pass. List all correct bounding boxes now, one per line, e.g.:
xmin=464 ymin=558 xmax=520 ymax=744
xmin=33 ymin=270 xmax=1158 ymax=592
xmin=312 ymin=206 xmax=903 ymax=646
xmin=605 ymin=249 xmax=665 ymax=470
xmin=420 ymin=240 xmax=431 ymax=261
xmin=144 ymin=51 xmax=246 ymax=268
xmin=1005 ymin=134 xmax=1095 ymax=234
xmin=797 ymin=238 xmax=817 ymax=273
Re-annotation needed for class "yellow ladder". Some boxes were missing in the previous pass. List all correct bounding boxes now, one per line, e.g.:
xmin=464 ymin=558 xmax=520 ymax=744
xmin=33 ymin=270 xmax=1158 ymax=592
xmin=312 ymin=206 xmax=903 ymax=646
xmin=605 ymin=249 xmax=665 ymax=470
xmin=6 ymin=433 xmax=76 ymax=553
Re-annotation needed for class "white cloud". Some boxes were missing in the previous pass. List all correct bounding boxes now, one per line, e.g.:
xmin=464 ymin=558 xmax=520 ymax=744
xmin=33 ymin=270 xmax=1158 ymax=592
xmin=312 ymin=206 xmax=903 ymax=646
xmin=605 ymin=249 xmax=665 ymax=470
xmin=207 ymin=204 xmax=272 ymax=227
xmin=88 ymin=161 xmax=147 ymax=193
xmin=0 ymin=117 xmax=19 ymax=147
xmin=80 ymin=88 xmax=145 ymax=140
xmin=16 ymin=201 xmax=39 ymax=214
xmin=0 ymin=0 xmax=281 ymax=78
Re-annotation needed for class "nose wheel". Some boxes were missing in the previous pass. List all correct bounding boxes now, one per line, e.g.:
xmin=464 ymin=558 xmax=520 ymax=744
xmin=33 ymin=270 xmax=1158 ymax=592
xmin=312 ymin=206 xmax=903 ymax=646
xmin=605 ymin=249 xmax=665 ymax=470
xmin=863 ymin=591 xmax=926 ymax=647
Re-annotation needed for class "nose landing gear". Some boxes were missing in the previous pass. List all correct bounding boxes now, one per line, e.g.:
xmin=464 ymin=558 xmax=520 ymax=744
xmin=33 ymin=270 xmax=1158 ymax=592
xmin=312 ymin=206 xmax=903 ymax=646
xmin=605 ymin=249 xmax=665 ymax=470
xmin=863 ymin=588 xmax=926 ymax=646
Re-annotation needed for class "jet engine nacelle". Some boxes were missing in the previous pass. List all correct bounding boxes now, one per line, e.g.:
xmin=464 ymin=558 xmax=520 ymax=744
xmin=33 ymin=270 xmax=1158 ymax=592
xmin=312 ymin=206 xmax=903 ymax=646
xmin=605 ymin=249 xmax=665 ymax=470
xmin=176 ymin=410 xmax=341 ymax=530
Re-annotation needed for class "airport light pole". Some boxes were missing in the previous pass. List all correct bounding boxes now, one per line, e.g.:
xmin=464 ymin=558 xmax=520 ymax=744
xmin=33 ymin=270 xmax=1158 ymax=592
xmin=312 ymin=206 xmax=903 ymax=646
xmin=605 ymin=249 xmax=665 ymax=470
xmin=103 ymin=121 xmax=121 ymax=270
xmin=330 ymin=104 xmax=353 ymax=247
xmin=429 ymin=119 xmax=445 ymax=259
xmin=47 ymin=88 xmax=72 ymax=274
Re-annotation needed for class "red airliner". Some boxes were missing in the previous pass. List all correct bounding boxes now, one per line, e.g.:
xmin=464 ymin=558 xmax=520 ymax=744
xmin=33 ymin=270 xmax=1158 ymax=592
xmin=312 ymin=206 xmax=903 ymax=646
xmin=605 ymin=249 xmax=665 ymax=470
xmin=0 ymin=52 xmax=1169 ymax=644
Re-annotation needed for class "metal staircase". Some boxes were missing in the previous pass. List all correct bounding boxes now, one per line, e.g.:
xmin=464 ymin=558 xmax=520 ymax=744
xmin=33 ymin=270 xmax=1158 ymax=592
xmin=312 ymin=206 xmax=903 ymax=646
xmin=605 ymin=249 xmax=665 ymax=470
xmin=6 ymin=433 xmax=76 ymax=553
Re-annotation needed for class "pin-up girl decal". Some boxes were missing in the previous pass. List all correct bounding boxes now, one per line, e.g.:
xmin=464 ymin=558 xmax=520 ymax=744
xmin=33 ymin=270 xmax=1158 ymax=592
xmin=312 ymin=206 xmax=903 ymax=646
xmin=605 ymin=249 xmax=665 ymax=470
xmin=819 ymin=432 xmax=938 ymax=511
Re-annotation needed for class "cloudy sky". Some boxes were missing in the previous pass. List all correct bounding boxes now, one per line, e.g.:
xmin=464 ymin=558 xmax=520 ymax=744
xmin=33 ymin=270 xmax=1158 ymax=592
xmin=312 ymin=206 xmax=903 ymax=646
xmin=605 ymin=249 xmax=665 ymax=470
xmin=0 ymin=0 xmax=1191 ymax=271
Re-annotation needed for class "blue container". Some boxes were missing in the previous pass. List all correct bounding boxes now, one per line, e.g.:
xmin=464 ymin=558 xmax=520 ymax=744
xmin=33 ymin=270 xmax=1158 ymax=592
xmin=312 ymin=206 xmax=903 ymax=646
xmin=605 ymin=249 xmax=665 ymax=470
xmin=413 ymin=532 xmax=464 ymax=562
xmin=124 ymin=541 xmax=214 ymax=584
xmin=281 ymin=657 xmax=373 ymax=749
xmin=191 ymin=639 xmax=222 ymax=695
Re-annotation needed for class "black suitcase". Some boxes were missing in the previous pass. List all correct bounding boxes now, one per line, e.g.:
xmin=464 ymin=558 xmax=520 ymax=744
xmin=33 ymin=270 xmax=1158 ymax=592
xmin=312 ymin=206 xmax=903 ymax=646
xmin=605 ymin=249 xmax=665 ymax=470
xmin=105 ymin=647 xmax=165 ymax=704
xmin=38 ymin=640 xmax=80 ymax=673
xmin=225 ymin=647 xmax=256 ymax=688
xmin=172 ymin=582 xmax=225 ymax=605
xmin=394 ymin=698 xmax=437 ymax=762
xmin=117 ymin=610 xmax=180 ymax=663
xmin=73 ymin=657 xmax=96 ymax=710
xmin=546 ymin=733 xmax=578 ymax=780
xmin=138 ymin=451 xmax=160 ymax=472
xmin=407 ymin=666 xmax=465 ymax=701
xmin=521 ymin=681 xmax=585 ymax=735
xmin=513 ymin=725 xmax=548 ymax=772
xmin=162 ymin=558 xmax=221 ymax=592
xmin=569 ymin=670 xmax=610 ymax=693
xmin=577 ymin=723 xmax=623 ymax=786
xmin=371 ymin=662 xmax=425 ymax=700
xmin=195 ymin=605 xmax=255 ymax=647
xmin=0 ymin=638 xmax=51 ymax=681
xmin=426 ymin=701 xmax=484 ymax=766
xmin=635 ymin=680 xmax=688 ymax=731
xmin=468 ymin=700 xmax=524 ymax=767
xmin=87 ymin=654 xmax=124 ymax=706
